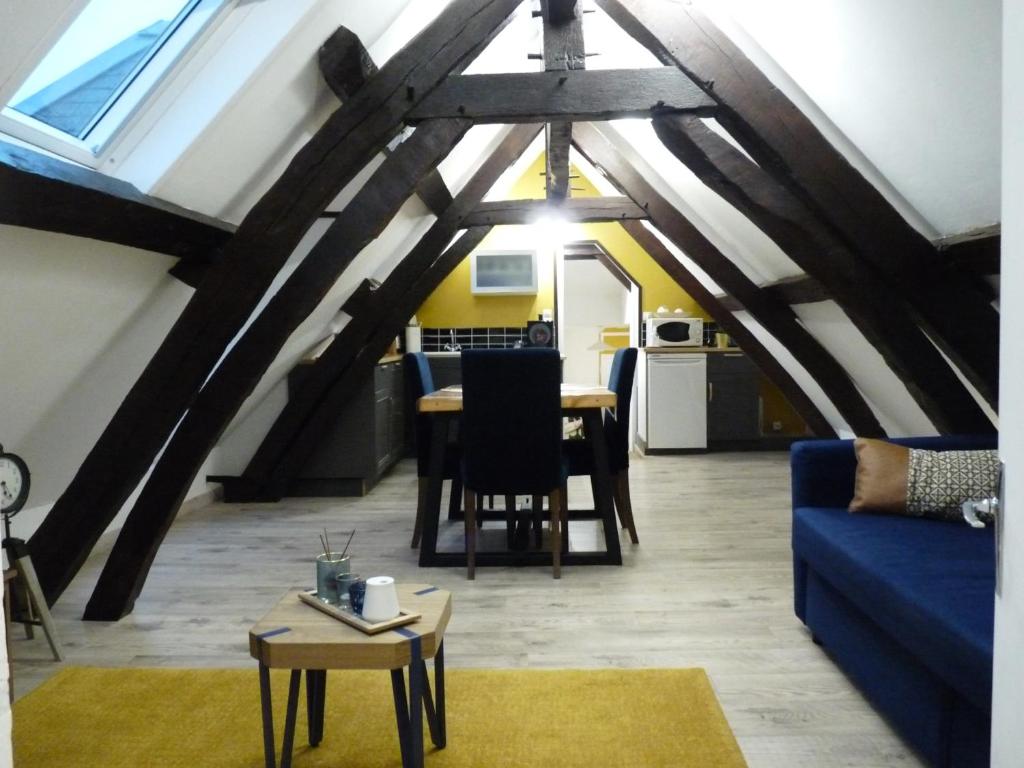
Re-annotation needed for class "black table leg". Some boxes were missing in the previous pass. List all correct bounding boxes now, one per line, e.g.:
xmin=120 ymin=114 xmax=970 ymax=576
xmin=390 ymin=642 xmax=447 ymax=768
xmin=305 ymin=669 xmax=326 ymax=746
xmin=280 ymin=670 xmax=301 ymax=768
xmin=433 ymin=641 xmax=447 ymax=747
xmin=419 ymin=412 xmax=452 ymax=567
xmin=582 ymin=408 xmax=623 ymax=565
xmin=391 ymin=668 xmax=412 ymax=767
xmin=258 ymin=666 xmax=302 ymax=768
xmin=408 ymin=658 xmax=425 ymax=768
xmin=259 ymin=663 xmax=276 ymax=768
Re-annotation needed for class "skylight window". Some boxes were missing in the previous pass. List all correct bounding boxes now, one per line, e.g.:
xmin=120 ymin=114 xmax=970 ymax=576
xmin=3 ymin=0 xmax=223 ymax=157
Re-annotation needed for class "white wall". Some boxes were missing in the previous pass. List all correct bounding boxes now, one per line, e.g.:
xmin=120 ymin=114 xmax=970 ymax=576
xmin=704 ymin=0 xmax=1001 ymax=238
xmin=992 ymin=1 xmax=1022 ymax=763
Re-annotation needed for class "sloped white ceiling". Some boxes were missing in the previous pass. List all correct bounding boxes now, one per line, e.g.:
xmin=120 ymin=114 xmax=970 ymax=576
xmin=704 ymin=0 xmax=1001 ymax=238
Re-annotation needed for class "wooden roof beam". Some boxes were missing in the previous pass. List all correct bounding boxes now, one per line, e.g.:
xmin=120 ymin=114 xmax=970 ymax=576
xmin=407 ymin=68 xmax=716 ymax=123
xmin=573 ymin=123 xmax=884 ymax=437
xmin=30 ymin=0 xmax=523 ymax=610
xmin=540 ymin=0 xmax=585 ymax=201
xmin=653 ymin=114 xmax=993 ymax=432
xmin=715 ymin=276 xmax=829 ymax=311
xmin=318 ymin=26 xmax=453 ymax=217
xmin=595 ymin=0 xmax=999 ymax=405
xmin=0 ymin=139 xmax=233 ymax=287
xmin=462 ymin=196 xmax=646 ymax=226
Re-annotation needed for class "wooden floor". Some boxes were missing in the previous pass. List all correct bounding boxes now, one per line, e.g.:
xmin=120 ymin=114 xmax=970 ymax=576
xmin=11 ymin=452 xmax=921 ymax=767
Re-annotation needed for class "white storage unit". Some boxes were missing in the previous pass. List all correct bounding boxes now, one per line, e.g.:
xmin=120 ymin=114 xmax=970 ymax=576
xmin=638 ymin=351 xmax=708 ymax=451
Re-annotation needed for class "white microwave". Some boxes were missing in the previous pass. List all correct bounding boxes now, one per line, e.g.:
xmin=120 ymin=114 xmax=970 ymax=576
xmin=646 ymin=316 xmax=704 ymax=347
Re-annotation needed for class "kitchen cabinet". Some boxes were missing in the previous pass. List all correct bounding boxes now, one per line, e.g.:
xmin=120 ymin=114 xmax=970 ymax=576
xmin=707 ymin=352 xmax=761 ymax=445
xmin=288 ymin=358 xmax=405 ymax=496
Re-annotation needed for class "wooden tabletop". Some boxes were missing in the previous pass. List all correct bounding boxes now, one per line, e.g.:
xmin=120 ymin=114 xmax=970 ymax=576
xmin=417 ymin=383 xmax=615 ymax=413
xmin=249 ymin=583 xmax=451 ymax=670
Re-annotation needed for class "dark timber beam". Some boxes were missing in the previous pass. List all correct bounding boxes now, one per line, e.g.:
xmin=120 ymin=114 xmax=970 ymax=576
xmin=462 ymin=196 xmax=646 ymax=226
xmin=653 ymin=114 xmax=993 ymax=434
xmin=30 ymin=0 xmax=521 ymax=609
xmin=716 ymin=276 xmax=830 ymax=312
xmin=621 ymin=221 xmax=834 ymax=438
xmin=540 ymin=0 xmax=584 ymax=200
xmin=318 ymin=26 xmax=453 ymax=217
xmin=542 ymin=0 xmax=579 ymax=24
xmin=242 ymin=125 xmax=544 ymax=500
xmin=940 ymin=233 xmax=1001 ymax=276
xmin=595 ymin=0 xmax=999 ymax=406
xmin=83 ymin=119 xmax=471 ymax=621
xmin=0 ymin=139 xmax=233 ymax=286
xmin=574 ymin=123 xmax=884 ymax=437
xmin=407 ymin=67 xmax=716 ymax=123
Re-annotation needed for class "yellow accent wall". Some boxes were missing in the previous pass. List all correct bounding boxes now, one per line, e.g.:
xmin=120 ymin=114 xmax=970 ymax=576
xmin=416 ymin=154 xmax=706 ymax=325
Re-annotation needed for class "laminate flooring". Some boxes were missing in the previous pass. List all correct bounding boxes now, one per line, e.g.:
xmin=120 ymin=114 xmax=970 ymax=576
xmin=10 ymin=453 xmax=922 ymax=767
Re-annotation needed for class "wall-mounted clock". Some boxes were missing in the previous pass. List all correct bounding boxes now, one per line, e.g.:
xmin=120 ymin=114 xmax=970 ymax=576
xmin=0 ymin=444 xmax=30 ymax=519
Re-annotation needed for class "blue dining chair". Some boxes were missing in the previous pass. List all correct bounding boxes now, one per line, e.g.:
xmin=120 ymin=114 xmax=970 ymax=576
xmin=460 ymin=348 xmax=567 ymax=579
xmin=405 ymin=352 xmax=462 ymax=548
xmin=563 ymin=347 xmax=639 ymax=544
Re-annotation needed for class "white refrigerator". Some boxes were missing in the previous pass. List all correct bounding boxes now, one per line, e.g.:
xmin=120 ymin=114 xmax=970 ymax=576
xmin=639 ymin=353 xmax=707 ymax=450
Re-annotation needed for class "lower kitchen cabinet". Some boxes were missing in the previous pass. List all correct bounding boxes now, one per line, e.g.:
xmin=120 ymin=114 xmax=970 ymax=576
xmin=707 ymin=352 xmax=761 ymax=446
xmin=288 ymin=358 xmax=405 ymax=496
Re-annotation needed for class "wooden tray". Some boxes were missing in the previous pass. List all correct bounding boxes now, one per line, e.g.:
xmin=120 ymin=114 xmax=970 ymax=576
xmin=297 ymin=589 xmax=421 ymax=635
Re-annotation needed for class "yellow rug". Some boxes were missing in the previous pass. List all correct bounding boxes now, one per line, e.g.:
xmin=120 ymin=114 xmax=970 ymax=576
xmin=14 ymin=667 xmax=747 ymax=767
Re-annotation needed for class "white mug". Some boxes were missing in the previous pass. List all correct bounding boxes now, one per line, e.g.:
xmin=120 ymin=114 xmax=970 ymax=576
xmin=361 ymin=576 xmax=400 ymax=622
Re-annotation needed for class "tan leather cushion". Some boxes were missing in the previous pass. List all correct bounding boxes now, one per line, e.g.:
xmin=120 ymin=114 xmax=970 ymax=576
xmin=849 ymin=438 xmax=910 ymax=513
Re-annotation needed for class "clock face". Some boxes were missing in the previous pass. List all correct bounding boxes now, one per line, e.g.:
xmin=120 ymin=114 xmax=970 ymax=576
xmin=0 ymin=454 xmax=29 ymax=514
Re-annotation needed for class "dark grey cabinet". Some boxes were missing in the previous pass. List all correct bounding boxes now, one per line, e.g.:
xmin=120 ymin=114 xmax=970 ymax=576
xmin=707 ymin=352 xmax=761 ymax=444
xmin=288 ymin=358 xmax=405 ymax=496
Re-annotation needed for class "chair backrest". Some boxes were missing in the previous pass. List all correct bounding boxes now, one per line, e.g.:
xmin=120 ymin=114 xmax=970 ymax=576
xmin=460 ymin=348 xmax=563 ymax=495
xmin=404 ymin=352 xmax=436 ymax=475
xmin=605 ymin=347 xmax=638 ymax=472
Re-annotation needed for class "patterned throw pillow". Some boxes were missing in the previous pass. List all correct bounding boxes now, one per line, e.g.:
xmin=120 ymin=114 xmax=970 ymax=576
xmin=906 ymin=448 xmax=1000 ymax=522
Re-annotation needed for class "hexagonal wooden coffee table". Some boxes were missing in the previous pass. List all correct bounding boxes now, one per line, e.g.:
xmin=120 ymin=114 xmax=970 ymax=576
xmin=249 ymin=584 xmax=451 ymax=768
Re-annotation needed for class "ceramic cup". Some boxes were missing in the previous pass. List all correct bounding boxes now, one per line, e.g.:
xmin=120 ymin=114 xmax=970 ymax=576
xmin=348 ymin=578 xmax=367 ymax=615
xmin=315 ymin=553 xmax=350 ymax=604
xmin=361 ymin=576 xmax=400 ymax=623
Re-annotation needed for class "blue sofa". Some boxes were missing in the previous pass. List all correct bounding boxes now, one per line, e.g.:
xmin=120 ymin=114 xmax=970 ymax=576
xmin=791 ymin=436 xmax=997 ymax=767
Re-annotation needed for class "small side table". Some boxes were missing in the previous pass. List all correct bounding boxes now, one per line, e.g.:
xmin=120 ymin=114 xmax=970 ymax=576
xmin=249 ymin=584 xmax=451 ymax=768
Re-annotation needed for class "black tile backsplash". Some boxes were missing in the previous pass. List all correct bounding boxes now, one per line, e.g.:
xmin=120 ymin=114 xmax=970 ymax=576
xmin=421 ymin=326 xmax=528 ymax=351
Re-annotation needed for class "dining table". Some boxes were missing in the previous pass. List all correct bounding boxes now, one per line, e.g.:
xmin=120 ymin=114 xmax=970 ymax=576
xmin=416 ymin=383 xmax=623 ymax=568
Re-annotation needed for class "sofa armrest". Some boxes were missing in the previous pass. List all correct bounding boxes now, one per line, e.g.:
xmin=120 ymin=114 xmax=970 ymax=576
xmin=791 ymin=440 xmax=858 ymax=510
xmin=791 ymin=435 xmax=999 ymax=511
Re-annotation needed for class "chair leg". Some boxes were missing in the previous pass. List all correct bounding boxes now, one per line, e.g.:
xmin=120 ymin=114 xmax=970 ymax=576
xmin=504 ymin=495 xmax=517 ymax=548
xmin=531 ymin=495 xmax=543 ymax=549
xmin=561 ymin=483 xmax=570 ymax=554
xmin=412 ymin=477 xmax=428 ymax=548
xmin=615 ymin=470 xmax=639 ymax=544
xmin=476 ymin=494 xmax=485 ymax=527
xmin=464 ymin=488 xmax=477 ymax=580
xmin=549 ymin=489 xmax=562 ymax=579
xmin=448 ymin=475 xmax=463 ymax=520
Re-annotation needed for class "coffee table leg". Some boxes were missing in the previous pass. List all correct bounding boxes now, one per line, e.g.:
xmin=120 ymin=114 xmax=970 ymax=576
xmin=408 ymin=660 xmax=424 ymax=768
xmin=280 ymin=670 xmax=301 ymax=768
xmin=259 ymin=664 xmax=276 ymax=768
xmin=305 ymin=669 xmax=326 ymax=746
xmin=422 ymin=641 xmax=446 ymax=748
xmin=391 ymin=669 xmax=412 ymax=767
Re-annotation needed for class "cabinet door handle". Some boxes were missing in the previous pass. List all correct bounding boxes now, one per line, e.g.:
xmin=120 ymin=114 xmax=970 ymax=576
xmin=708 ymin=382 xmax=713 ymax=402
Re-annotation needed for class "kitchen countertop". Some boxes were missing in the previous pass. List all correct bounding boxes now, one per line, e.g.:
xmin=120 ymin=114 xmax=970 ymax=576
xmin=643 ymin=346 xmax=743 ymax=353
xmin=425 ymin=350 xmax=567 ymax=358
